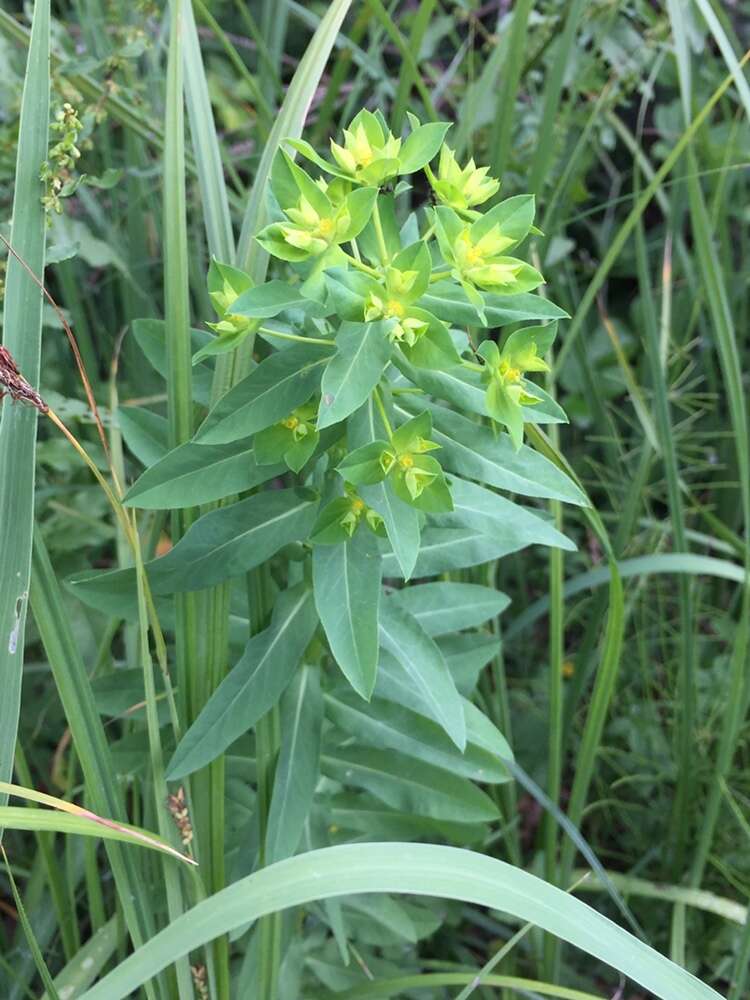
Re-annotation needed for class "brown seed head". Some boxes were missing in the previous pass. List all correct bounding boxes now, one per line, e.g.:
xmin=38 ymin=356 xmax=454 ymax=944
xmin=0 ymin=345 xmax=48 ymax=414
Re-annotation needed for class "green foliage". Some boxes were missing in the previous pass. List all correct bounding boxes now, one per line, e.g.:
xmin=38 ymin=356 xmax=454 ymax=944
xmin=1 ymin=1 xmax=749 ymax=998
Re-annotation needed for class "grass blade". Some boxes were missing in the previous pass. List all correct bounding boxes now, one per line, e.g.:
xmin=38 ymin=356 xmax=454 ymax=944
xmin=0 ymin=0 xmax=49 ymax=798
xmin=77 ymin=843 xmax=722 ymax=1000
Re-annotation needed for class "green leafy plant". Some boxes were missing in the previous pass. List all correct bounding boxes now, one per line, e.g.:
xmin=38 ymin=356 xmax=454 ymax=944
xmin=117 ymin=114 xmax=576 ymax=746
xmin=3 ymin=2 xmax=748 ymax=997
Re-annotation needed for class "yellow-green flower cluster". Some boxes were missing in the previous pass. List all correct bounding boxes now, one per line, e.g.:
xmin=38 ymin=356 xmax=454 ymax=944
xmin=330 ymin=122 xmax=402 ymax=181
xmin=426 ymin=145 xmax=500 ymax=215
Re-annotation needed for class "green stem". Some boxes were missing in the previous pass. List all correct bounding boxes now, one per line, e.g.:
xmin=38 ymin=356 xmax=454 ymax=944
xmin=259 ymin=327 xmax=334 ymax=347
xmin=371 ymin=200 xmax=389 ymax=264
xmin=373 ymin=386 xmax=394 ymax=439
xmin=342 ymin=249 xmax=381 ymax=277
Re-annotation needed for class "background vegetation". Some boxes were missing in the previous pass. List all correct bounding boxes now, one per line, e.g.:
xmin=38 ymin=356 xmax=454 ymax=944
xmin=0 ymin=1 xmax=748 ymax=998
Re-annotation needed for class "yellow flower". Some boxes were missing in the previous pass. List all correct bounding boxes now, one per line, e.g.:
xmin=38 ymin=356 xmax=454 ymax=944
xmin=330 ymin=123 xmax=401 ymax=179
xmin=278 ymin=195 xmax=351 ymax=256
xmin=426 ymin=145 xmax=500 ymax=213
xmin=453 ymin=227 xmax=521 ymax=290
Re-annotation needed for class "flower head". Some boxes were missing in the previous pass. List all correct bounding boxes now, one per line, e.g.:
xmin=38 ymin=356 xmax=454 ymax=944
xmin=478 ymin=327 xmax=555 ymax=450
xmin=426 ymin=145 xmax=500 ymax=214
xmin=330 ymin=114 xmax=402 ymax=185
xmin=452 ymin=226 xmax=520 ymax=290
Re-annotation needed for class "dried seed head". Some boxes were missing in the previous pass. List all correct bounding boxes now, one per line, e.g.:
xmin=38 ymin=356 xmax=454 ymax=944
xmin=0 ymin=346 xmax=48 ymax=413
xmin=166 ymin=786 xmax=194 ymax=849
xmin=190 ymin=964 xmax=209 ymax=1000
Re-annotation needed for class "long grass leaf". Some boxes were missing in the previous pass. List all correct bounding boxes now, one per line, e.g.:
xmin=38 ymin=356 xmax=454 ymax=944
xmin=0 ymin=0 xmax=49 ymax=797
xmin=77 ymin=843 xmax=721 ymax=1000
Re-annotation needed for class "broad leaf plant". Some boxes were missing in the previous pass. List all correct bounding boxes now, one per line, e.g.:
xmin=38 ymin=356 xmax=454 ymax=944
xmin=78 ymin=110 xmax=584 ymax=877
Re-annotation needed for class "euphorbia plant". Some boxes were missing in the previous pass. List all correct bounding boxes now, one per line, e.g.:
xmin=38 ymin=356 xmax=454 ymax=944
xmin=72 ymin=108 xmax=585 ymax=991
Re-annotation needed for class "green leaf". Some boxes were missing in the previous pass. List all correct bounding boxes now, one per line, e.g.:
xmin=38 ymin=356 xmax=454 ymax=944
xmin=378 ymin=600 xmax=465 ymax=750
xmin=265 ymin=665 xmax=323 ymax=864
xmin=30 ymin=533 xmax=159 ymax=956
xmin=471 ymin=194 xmax=535 ymax=249
xmin=313 ymin=530 xmax=382 ymax=699
xmin=339 ymin=187 xmax=379 ymax=241
xmin=123 ymin=441 xmax=285 ymax=509
xmin=70 ymin=490 xmax=318 ymax=604
xmin=419 ymin=283 xmax=567 ymax=328
xmin=322 ymin=748 xmax=498 ymax=823
xmin=337 ymin=440 xmax=390 ymax=486
xmin=131 ymin=318 xmax=214 ymax=406
xmin=196 ymin=343 xmax=331 ymax=444
xmin=442 ymin=477 xmax=576 ymax=553
xmin=440 ymin=634 xmax=502 ymax=694
xmin=231 ymin=279 xmax=329 ymax=319
xmin=396 ymin=358 xmax=566 ymax=426
xmin=326 ymin=690 xmax=510 ymax=784
xmin=391 ymin=582 xmax=509 ymax=637
xmin=394 ymin=398 xmax=585 ymax=504
xmin=0 ymin=0 xmax=49 ymax=794
xmin=118 ymin=407 xmax=169 ymax=467
xmin=324 ymin=267 xmax=379 ymax=321
xmin=381 ymin=527 xmax=520 ymax=579
xmin=318 ymin=321 xmax=393 ymax=430
xmin=166 ymin=585 xmax=318 ymax=779
xmin=75 ymin=843 xmax=725 ymax=1000
xmin=398 ymin=121 xmax=451 ymax=174
xmin=0 ymin=783 xmax=193 ymax=866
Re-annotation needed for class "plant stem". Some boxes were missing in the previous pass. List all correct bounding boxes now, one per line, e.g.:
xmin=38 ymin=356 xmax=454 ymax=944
xmin=259 ymin=327 xmax=335 ymax=347
xmin=342 ymin=249 xmax=381 ymax=277
xmin=373 ymin=386 xmax=394 ymax=439
xmin=371 ymin=200 xmax=390 ymax=264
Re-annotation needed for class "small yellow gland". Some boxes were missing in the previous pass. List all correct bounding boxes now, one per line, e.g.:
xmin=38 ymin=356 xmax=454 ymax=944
xmin=282 ymin=416 xmax=299 ymax=431
xmin=351 ymin=498 xmax=366 ymax=513
xmin=499 ymin=361 xmax=521 ymax=384
xmin=317 ymin=217 xmax=335 ymax=238
xmin=386 ymin=299 xmax=405 ymax=318
xmin=398 ymin=453 xmax=415 ymax=469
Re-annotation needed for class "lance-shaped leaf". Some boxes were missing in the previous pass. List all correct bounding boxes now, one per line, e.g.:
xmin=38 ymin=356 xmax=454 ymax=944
xmin=313 ymin=528 xmax=382 ymax=699
xmin=393 ymin=355 xmax=567 ymax=427
xmin=390 ymin=582 xmax=509 ymax=637
xmin=123 ymin=440 xmax=285 ymax=509
xmin=381 ymin=526 xmax=517 ymax=579
xmin=167 ymin=585 xmax=318 ymax=779
xmin=132 ymin=318 xmax=215 ymax=405
xmin=118 ymin=407 xmax=169 ymax=466
xmin=440 ymin=477 xmax=575 ymax=553
xmin=231 ymin=279 xmax=330 ymax=319
xmin=394 ymin=397 xmax=585 ymax=505
xmin=197 ymin=343 xmax=331 ymax=444
xmin=322 ymin=747 xmax=497 ymax=823
xmin=326 ymin=690 xmax=511 ymax=784
xmin=378 ymin=600 xmax=465 ymax=750
xmin=317 ymin=321 xmax=393 ymax=430
xmin=418 ymin=283 xmax=568 ymax=327
xmin=265 ymin=665 xmax=323 ymax=864
xmin=75 ymin=842 xmax=726 ymax=1000
xmin=69 ymin=489 xmax=318 ymax=602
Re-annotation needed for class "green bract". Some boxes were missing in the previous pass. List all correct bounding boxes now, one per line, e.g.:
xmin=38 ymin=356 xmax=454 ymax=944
xmin=425 ymin=144 xmax=501 ymax=216
xmin=288 ymin=109 xmax=451 ymax=188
